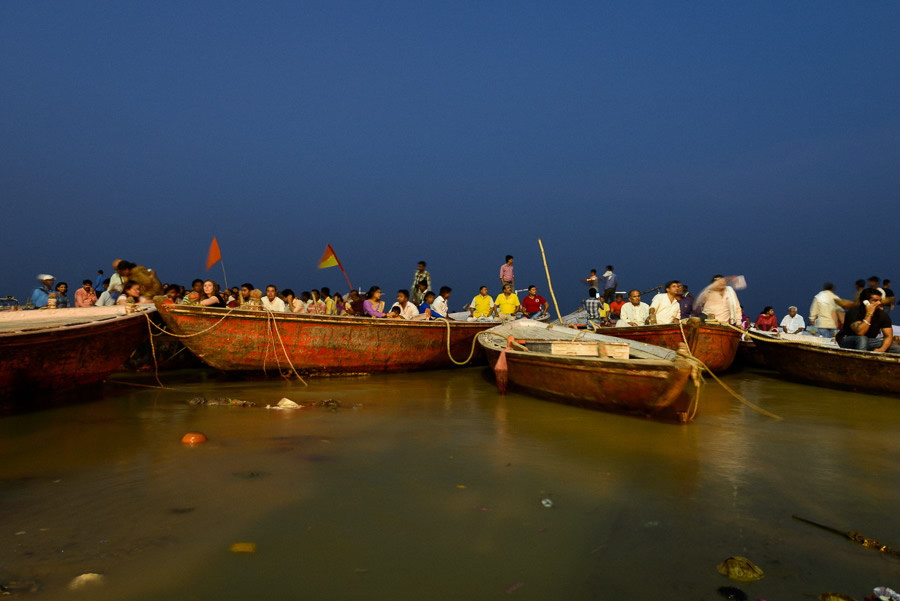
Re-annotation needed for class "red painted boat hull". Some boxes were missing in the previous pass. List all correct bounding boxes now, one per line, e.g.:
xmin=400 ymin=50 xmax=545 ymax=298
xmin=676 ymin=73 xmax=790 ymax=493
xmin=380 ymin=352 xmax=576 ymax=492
xmin=153 ymin=300 xmax=491 ymax=375
xmin=595 ymin=319 xmax=741 ymax=372
xmin=0 ymin=309 xmax=151 ymax=400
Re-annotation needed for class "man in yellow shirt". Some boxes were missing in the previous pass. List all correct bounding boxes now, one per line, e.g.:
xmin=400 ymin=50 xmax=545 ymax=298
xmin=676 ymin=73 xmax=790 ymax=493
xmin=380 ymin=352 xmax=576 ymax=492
xmin=494 ymin=284 xmax=520 ymax=322
xmin=468 ymin=286 xmax=495 ymax=321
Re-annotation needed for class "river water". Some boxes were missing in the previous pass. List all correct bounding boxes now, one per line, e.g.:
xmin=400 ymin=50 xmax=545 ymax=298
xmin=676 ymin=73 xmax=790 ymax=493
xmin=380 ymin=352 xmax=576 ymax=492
xmin=1 ymin=366 xmax=899 ymax=600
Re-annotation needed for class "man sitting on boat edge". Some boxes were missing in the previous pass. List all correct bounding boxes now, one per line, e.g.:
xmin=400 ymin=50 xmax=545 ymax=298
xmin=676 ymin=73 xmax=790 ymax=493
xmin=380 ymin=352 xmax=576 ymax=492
xmin=835 ymin=288 xmax=896 ymax=353
xmin=616 ymin=289 xmax=650 ymax=327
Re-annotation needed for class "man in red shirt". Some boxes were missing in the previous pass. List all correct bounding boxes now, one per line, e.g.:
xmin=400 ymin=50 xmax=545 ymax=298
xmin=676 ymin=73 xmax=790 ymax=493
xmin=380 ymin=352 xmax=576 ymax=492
xmin=609 ymin=293 xmax=625 ymax=320
xmin=521 ymin=285 xmax=549 ymax=319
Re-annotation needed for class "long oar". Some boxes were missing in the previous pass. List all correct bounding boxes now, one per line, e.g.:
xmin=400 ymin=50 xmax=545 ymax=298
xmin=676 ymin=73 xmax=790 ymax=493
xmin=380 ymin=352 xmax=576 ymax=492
xmin=792 ymin=515 xmax=900 ymax=558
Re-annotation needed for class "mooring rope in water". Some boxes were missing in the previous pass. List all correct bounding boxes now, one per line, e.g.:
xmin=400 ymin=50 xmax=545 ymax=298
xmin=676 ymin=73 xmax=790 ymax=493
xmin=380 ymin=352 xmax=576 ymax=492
xmin=677 ymin=320 xmax=782 ymax=420
xmin=264 ymin=308 xmax=308 ymax=385
xmin=435 ymin=318 xmax=482 ymax=365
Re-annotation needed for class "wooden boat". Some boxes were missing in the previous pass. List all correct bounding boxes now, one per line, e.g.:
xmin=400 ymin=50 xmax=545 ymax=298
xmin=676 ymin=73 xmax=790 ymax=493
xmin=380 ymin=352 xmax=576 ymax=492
xmin=478 ymin=320 xmax=695 ymax=421
xmin=750 ymin=333 xmax=900 ymax=396
xmin=0 ymin=305 xmax=153 ymax=400
xmin=736 ymin=330 xmax=835 ymax=370
xmin=153 ymin=298 xmax=492 ymax=375
xmin=592 ymin=317 xmax=741 ymax=372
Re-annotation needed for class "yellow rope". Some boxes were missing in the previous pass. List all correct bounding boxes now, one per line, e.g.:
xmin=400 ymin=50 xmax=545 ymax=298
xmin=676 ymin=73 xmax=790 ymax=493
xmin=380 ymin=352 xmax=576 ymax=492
xmin=265 ymin=308 xmax=308 ymax=385
xmin=436 ymin=318 xmax=481 ymax=365
xmin=143 ymin=311 xmax=164 ymax=389
xmin=677 ymin=320 xmax=782 ymax=420
xmin=147 ymin=306 xmax=240 ymax=338
xmin=538 ymin=239 xmax=563 ymax=324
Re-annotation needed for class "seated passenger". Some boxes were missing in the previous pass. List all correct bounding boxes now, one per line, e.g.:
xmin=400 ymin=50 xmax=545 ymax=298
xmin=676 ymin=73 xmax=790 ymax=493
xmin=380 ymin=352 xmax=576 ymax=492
xmin=391 ymin=290 xmax=419 ymax=320
xmin=417 ymin=291 xmax=438 ymax=320
xmin=261 ymin=285 xmax=286 ymax=312
xmin=649 ymin=281 xmax=682 ymax=325
xmin=616 ymin=289 xmax=650 ymax=327
xmin=468 ymin=286 xmax=495 ymax=321
xmin=494 ymin=284 xmax=520 ymax=321
xmin=755 ymin=307 xmax=778 ymax=332
xmin=199 ymin=280 xmax=222 ymax=307
xmin=836 ymin=288 xmax=896 ymax=353
xmin=116 ymin=280 xmax=144 ymax=304
xmin=363 ymin=286 xmax=388 ymax=317
xmin=521 ymin=285 xmax=549 ymax=319
xmin=780 ymin=306 xmax=805 ymax=334
xmin=431 ymin=286 xmax=452 ymax=319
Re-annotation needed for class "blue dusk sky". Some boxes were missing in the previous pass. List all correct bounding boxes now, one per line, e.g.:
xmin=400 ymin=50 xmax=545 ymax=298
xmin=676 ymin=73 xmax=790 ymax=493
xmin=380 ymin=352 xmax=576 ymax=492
xmin=2 ymin=1 xmax=899 ymax=317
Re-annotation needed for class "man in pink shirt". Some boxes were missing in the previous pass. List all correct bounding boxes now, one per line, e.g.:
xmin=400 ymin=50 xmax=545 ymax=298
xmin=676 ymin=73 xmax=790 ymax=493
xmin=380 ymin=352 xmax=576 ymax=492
xmin=499 ymin=255 xmax=514 ymax=291
xmin=74 ymin=280 xmax=97 ymax=307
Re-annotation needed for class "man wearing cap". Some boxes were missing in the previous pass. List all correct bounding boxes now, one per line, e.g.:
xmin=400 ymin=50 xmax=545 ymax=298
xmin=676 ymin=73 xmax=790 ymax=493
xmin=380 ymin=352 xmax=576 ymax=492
xmin=28 ymin=274 xmax=56 ymax=308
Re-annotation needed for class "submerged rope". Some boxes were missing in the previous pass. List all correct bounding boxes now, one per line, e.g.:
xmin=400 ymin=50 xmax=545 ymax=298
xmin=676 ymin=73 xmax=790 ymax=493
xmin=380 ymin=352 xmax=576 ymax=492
xmin=678 ymin=320 xmax=782 ymax=420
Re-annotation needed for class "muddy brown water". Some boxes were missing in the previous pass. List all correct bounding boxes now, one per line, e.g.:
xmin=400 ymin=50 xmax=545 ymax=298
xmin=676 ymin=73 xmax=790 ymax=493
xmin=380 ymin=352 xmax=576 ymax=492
xmin=1 ymin=367 xmax=899 ymax=600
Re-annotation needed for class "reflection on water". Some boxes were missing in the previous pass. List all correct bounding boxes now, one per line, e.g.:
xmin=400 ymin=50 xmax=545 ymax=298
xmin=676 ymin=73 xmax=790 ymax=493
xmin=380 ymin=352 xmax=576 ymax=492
xmin=2 ymin=367 xmax=900 ymax=600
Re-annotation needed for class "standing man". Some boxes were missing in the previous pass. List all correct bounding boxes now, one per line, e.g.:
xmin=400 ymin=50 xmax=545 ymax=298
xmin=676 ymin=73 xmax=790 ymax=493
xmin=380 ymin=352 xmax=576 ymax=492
xmin=411 ymin=262 xmax=431 ymax=300
xmin=499 ymin=255 xmax=514 ymax=291
xmin=780 ymin=306 xmax=806 ymax=334
xmin=677 ymin=283 xmax=694 ymax=318
xmin=74 ymin=280 xmax=98 ymax=307
xmin=601 ymin=265 xmax=617 ymax=305
xmin=695 ymin=275 xmax=742 ymax=325
xmin=649 ymin=280 xmax=682 ymax=325
xmin=584 ymin=269 xmax=599 ymax=289
xmin=494 ymin=283 xmax=520 ymax=321
xmin=836 ymin=288 xmax=895 ymax=352
xmin=261 ymin=285 xmax=286 ymax=312
xmin=883 ymin=279 xmax=895 ymax=312
xmin=94 ymin=270 xmax=105 ymax=293
xmin=521 ymin=285 xmax=549 ymax=319
xmin=616 ymin=289 xmax=649 ymax=327
xmin=28 ymin=274 xmax=56 ymax=308
xmin=809 ymin=283 xmax=844 ymax=338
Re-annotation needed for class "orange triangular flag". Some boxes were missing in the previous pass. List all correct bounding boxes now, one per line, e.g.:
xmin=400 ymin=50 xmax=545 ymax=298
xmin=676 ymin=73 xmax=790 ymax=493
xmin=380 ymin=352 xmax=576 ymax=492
xmin=318 ymin=244 xmax=340 ymax=269
xmin=206 ymin=236 xmax=222 ymax=270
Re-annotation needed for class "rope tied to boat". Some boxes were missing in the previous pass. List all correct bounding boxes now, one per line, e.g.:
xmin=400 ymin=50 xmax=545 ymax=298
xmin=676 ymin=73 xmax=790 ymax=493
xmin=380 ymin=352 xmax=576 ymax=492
xmin=677 ymin=320 xmax=782 ymax=421
xmin=435 ymin=318 xmax=482 ymax=365
xmin=262 ymin=308 xmax=308 ymax=385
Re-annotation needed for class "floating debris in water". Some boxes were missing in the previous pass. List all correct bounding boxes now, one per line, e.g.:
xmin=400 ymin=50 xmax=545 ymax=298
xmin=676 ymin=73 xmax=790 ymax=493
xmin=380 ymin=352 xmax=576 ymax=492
xmin=168 ymin=507 xmax=195 ymax=514
xmin=874 ymin=587 xmax=900 ymax=601
xmin=68 ymin=573 xmax=104 ymax=591
xmin=266 ymin=398 xmax=345 ymax=410
xmin=716 ymin=556 xmax=764 ymax=582
xmin=643 ymin=520 xmax=659 ymax=528
xmin=232 ymin=471 xmax=267 ymax=479
xmin=540 ymin=498 xmax=553 ymax=508
xmin=229 ymin=542 xmax=257 ymax=553
xmin=187 ymin=396 xmax=254 ymax=407
xmin=819 ymin=593 xmax=857 ymax=601
xmin=505 ymin=582 xmax=523 ymax=593
xmin=717 ymin=586 xmax=747 ymax=600
xmin=1 ymin=580 xmax=39 ymax=594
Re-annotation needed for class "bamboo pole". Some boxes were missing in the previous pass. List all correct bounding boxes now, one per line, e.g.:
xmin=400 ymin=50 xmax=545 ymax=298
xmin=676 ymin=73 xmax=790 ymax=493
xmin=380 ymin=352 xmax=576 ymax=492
xmin=538 ymin=239 xmax=563 ymax=324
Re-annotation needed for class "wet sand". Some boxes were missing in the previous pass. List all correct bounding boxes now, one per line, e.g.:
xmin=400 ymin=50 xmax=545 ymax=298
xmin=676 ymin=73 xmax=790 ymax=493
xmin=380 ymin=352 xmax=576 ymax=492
xmin=1 ymin=367 xmax=899 ymax=600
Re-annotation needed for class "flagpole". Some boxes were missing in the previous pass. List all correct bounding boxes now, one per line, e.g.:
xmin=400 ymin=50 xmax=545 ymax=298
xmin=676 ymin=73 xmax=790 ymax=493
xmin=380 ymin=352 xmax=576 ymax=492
xmin=338 ymin=265 xmax=352 ymax=291
xmin=220 ymin=258 xmax=229 ymax=291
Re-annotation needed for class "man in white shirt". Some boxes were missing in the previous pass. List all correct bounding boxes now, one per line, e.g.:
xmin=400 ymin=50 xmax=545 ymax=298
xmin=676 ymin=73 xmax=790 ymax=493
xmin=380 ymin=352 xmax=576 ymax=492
xmin=780 ymin=306 xmax=805 ymax=334
xmin=261 ymin=285 xmax=286 ymax=312
xmin=391 ymin=290 xmax=420 ymax=320
xmin=809 ymin=282 xmax=844 ymax=338
xmin=616 ymin=289 xmax=650 ymax=327
xmin=649 ymin=280 xmax=682 ymax=325
xmin=431 ymin=286 xmax=452 ymax=320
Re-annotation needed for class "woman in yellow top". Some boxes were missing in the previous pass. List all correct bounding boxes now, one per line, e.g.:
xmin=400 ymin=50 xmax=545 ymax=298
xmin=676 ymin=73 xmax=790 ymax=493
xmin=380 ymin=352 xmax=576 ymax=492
xmin=494 ymin=284 xmax=520 ymax=321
